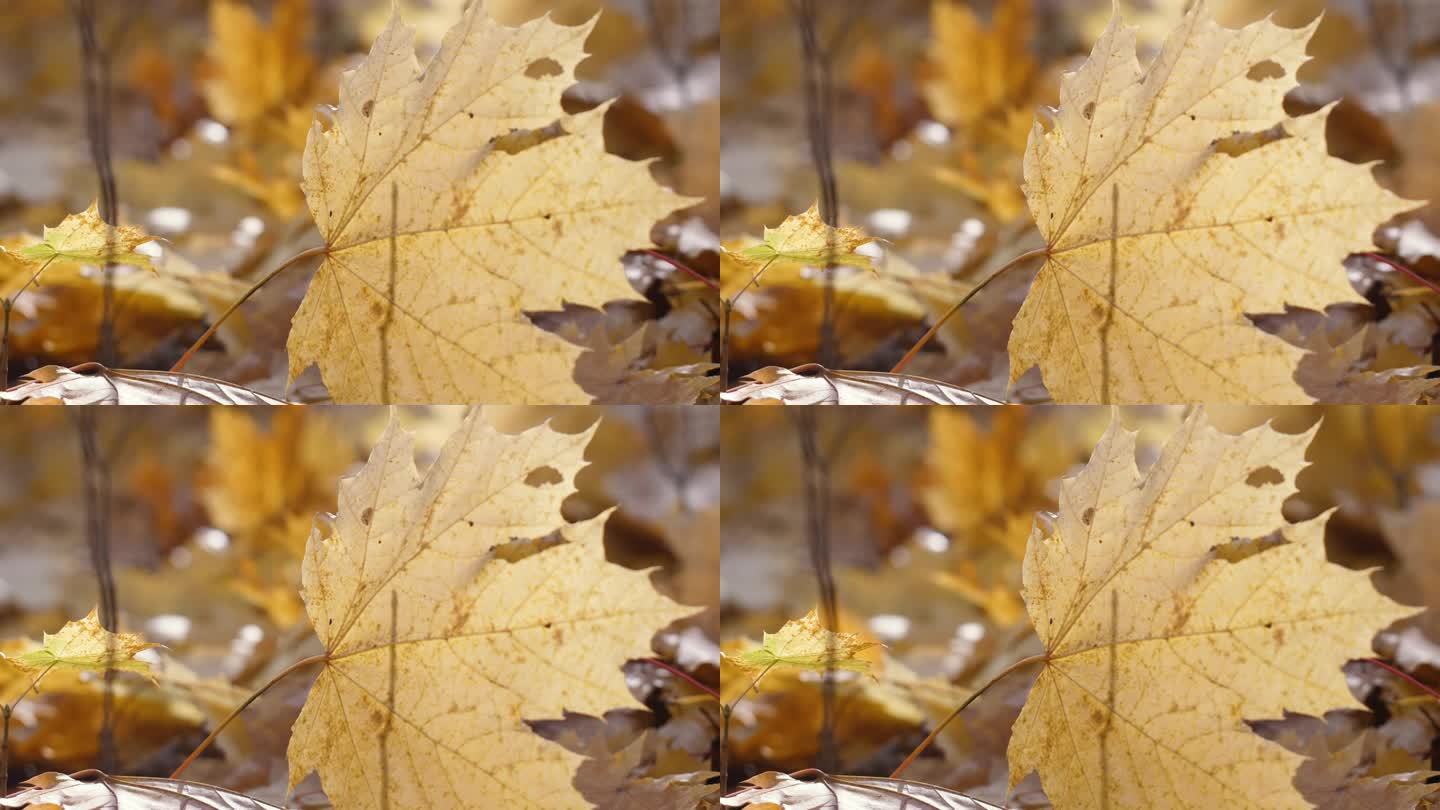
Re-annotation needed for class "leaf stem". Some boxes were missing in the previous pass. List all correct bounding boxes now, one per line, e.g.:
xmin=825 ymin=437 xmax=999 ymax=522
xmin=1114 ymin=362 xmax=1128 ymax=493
xmin=642 ymin=249 xmax=718 ymax=291
xmin=1361 ymin=252 xmax=1440 ymax=297
xmin=720 ymin=660 xmax=778 ymax=795
xmin=169 ymin=653 xmax=327 ymax=780
xmin=889 ymin=652 xmax=1046 ymax=779
xmin=1 ymin=661 xmax=59 ymax=795
xmin=1 ymin=255 xmax=59 ymax=389
xmin=1363 ymin=657 xmax=1440 ymax=701
xmin=890 ymin=247 xmax=1049 ymax=375
xmin=644 ymin=657 xmax=718 ymax=699
xmin=169 ymin=245 xmax=328 ymax=373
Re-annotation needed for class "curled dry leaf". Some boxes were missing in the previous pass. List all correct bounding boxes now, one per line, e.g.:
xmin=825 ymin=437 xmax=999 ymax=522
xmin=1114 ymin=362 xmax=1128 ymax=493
xmin=285 ymin=410 xmax=694 ymax=809
xmin=720 ymin=771 xmax=1002 ymax=810
xmin=721 ymin=365 xmax=1003 ymax=405
xmin=0 ymin=771 xmax=282 ymax=810
xmin=1007 ymin=409 xmax=1415 ymax=809
xmin=1291 ymin=327 xmax=1440 ymax=404
xmin=1009 ymin=2 xmax=1419 ymax=403
xmin=0 ymin=364 xmax=286 ymax=405
xmin=288 ymin=3 xmax=693 ymax=403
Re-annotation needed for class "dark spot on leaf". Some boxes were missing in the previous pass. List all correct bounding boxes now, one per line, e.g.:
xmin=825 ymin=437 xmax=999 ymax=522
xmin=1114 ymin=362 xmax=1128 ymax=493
xmin=1082 ymin=507 xmax=1095 ymax=526
xmin=1245 ymin=466 xmax=1284 ymax=487
xmin=362 ymin=99 xmax=375 ymax=118
xmin=1246 ymin=60 xmax=1285 ymax=81
xmin=361 ymin=507 xmax=374 ymax=526
xmin=1083 ymin=101 xmax=1095 ymax=120
xmin=525 ymin=58 xmax=563 ymax=78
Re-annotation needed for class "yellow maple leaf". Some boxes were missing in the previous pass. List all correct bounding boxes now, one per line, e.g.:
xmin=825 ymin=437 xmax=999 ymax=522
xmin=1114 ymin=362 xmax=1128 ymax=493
xmin=202 ymin=408 xmax=350 ymax=557
xmin=1007 ymin=409 xmax=1415 ymax=809
xmin=1008 ymin=3 xmax=1418 ymax=403
xmin=201 ymin=0 xmax=315 ymax=140
xmin=724 ymin=609 xmax=881 ymax=677
xmin=285 ymin=410 xmax=693 ymax=809
xmin=722 ymin=204 xmax=880 ymax=294
xmin=924 ymin=0 xmax=1046 ymax=220
xmin=924 ymin=0 xmax=1035 ymax=140
xmin=10 ymin=203 xmax=157 ymax=272
xmin=2 ymin=610 xmax=157 ymax=678
xmin=287 ymin=4 xmax=693 ymax=403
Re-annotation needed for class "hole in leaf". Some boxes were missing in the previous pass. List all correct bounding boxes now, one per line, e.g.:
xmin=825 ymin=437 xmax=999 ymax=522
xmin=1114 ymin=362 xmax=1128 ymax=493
xmin=525 ymin=58 xmax=563 ymax=78
xmin=1245 ymin=466 xmax=1284 ymax=487
xmin=1246 ymin=60 xmax=1285 ymax=81
xmin=525 ymin=465 xmax=563 ymax=487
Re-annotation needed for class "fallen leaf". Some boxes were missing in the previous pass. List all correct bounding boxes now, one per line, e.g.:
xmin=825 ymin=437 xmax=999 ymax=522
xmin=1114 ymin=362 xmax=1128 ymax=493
xmin=0 ymin=365 xmax=287 ymax=405
xmin=1291 ymin=327 xmax=1440 ymax=404
xmin=572 ymin=732 xmax=715 ymax=809
xmin=285 ymin=410 xmax=694 ymax=809
xmin=721 ymin=365 xmax=1003 ymax=405
xmin=1253 ymin=711 xmax=1439 ymax=810
xmin=1008 ymin=3 xmax=1418 ymax=402
xmin=720 ymin=771 xmax=1002 ymax=809
xmin=725 ymin=609 xmax=881 ymax=677
xmin=2 ymin=609 xmax=157 ymax=677
xmin=287 ymin=4 xmax=692 ymax=403
xmin=1007 ymin=409 xmax=1415 ymax=809
xmin=0 ymin=771 xmax=282 ymax=810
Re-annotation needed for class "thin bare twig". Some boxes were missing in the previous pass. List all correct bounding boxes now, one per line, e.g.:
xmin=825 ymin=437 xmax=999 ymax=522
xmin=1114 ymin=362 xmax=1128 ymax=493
xmin=71 ymin=0 xmax=121 ymax=367
xmin=792 ymin=409 xmax=839 ymax=771
xmin=789 ymin=0 xmax=842 ymax=367
xmin=73 ymin=410 xmax=118 ymax=773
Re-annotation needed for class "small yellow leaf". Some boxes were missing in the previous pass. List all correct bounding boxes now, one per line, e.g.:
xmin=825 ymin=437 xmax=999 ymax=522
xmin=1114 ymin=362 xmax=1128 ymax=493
xmin=13 ymin=203 xmax=157 ymax=272
xmin=725 ymin=609 xmax=881 ymax=676
xmin=723 ymin=203 xmax=881 ymax=288
xmin=3 ymin=610 xmax=158 ymax=677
